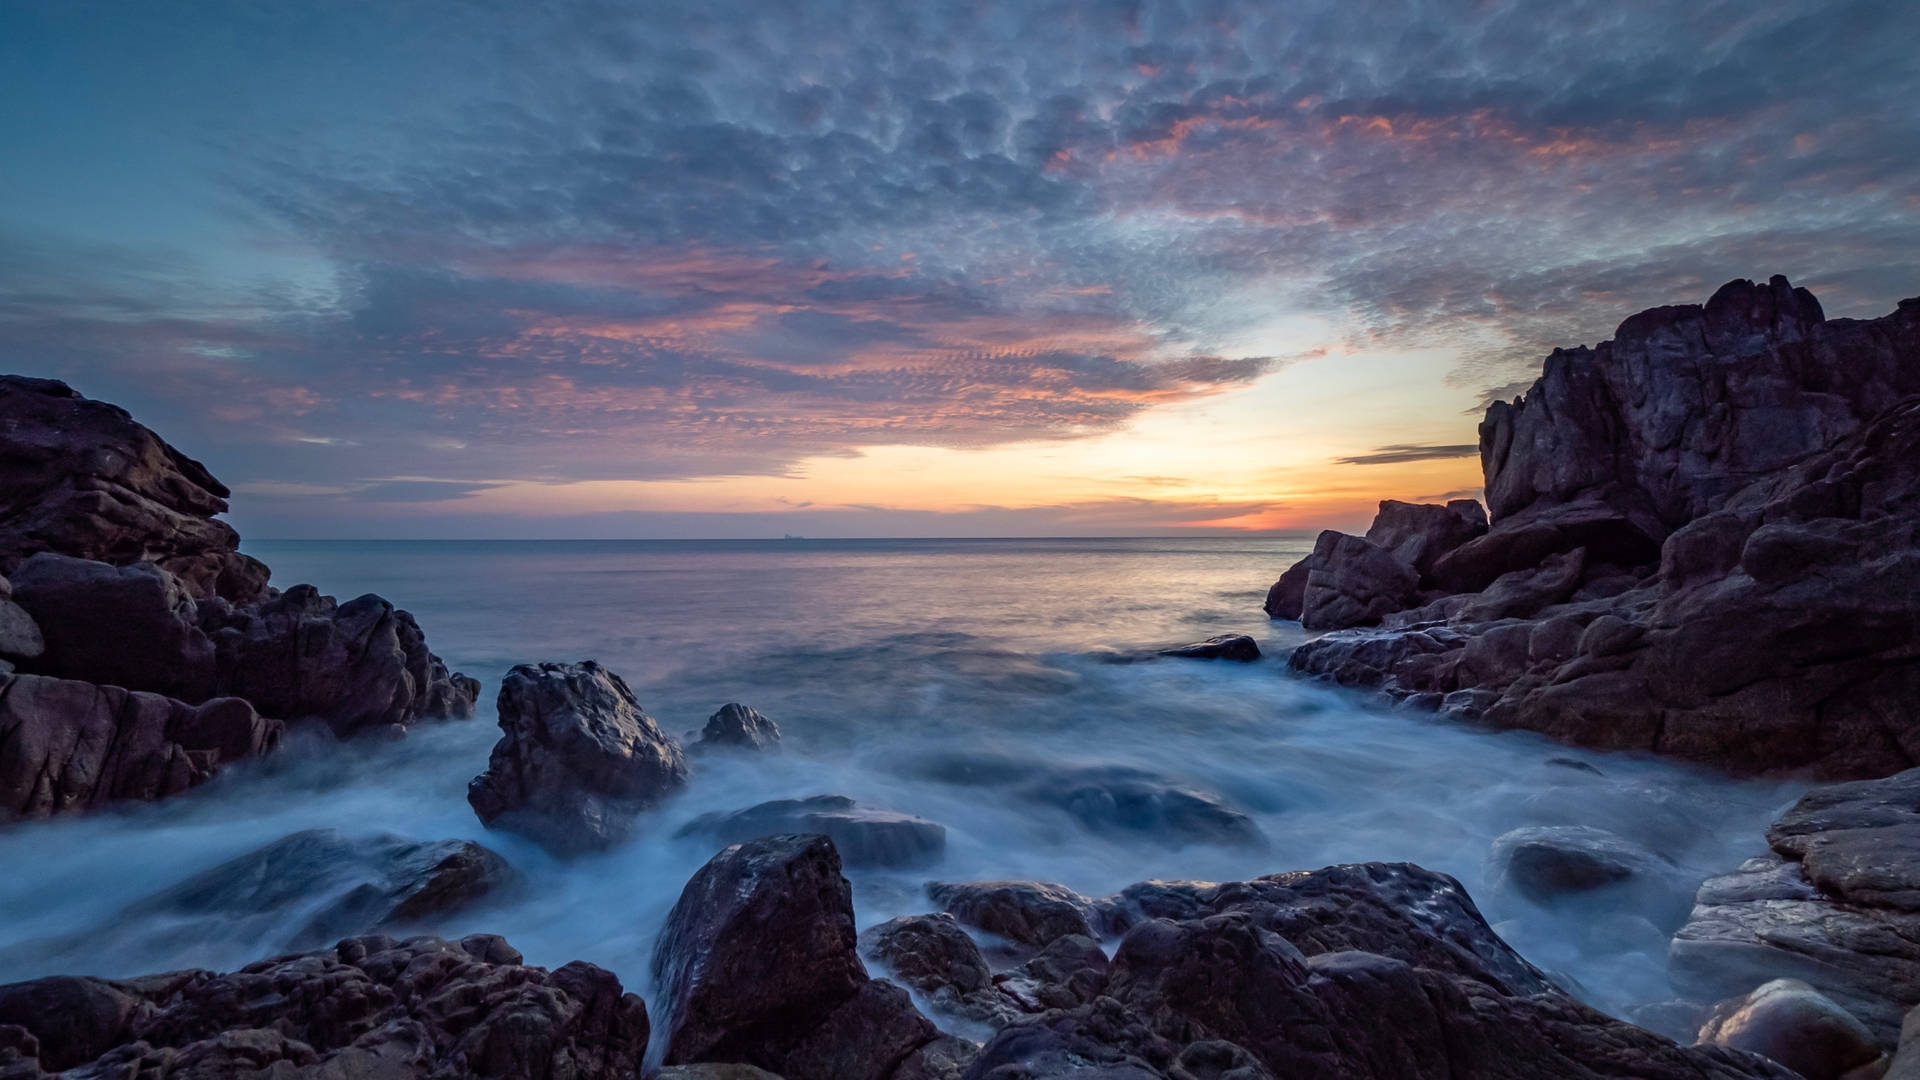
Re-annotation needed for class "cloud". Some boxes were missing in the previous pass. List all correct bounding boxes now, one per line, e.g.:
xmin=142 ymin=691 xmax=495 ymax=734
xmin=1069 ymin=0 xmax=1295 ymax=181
xmin=1335 ymin=443 xmax=1481 ymax=466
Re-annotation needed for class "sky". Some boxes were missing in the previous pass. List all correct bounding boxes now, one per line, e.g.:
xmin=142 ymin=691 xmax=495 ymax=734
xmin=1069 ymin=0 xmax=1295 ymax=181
xmin=4 ymin=1 xmax=1918 ymax=539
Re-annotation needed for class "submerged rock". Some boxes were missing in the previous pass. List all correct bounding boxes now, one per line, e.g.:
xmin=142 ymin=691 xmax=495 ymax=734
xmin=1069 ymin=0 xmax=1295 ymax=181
xmin=0 ymin=375 xmax=269 ymax=603
xmin=1156 ymin=634 xmax=1261 ymax=662
xmin=468 ymin=661 xmax=688 ymax=854
xmin=1486 ymin=824 xmax=1694 ymax=927
xmin=0 ymin=934 xmax=648 ymax=1079
xmin=651 ymin=834 xmax=944 ymax=1080
xmin=1698 ymin=979 xmax=1886 ymax=1080
xmin=693 ymin=702 xmax=782 ymax=751
xmin=678 ymin=795 xmax=946 ymax=867
xmin=6 ymin=829 xmax=513 ymax=972
xmin=0 ymin=673 xmax=278 ymax=822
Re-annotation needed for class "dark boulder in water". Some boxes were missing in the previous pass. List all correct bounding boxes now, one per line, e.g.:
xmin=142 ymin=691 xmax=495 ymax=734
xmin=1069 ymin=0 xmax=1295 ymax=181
xmin=693 ymin=702 xmax=782 ymax=751
xmin=1698 ymin=979 xmax=1886 ymax=1080
xmin=861 ymin=913 xmax=1023 ymax=1026
xmin=1487 ymin=824 xmax=1694 ymax=927
xmin=0 ymin=934 xmax=649 ymax=1079
xmin=0 ymin=672 xmax=278 ymax=823
xmin=0 ymin=375 xmax=269 ymax=604
xmin=678 ymin=794 xmax=946 ymax=867
xmin=1156 ymin=634 xmax=1260 ymax=662
xmin=907 ymin=751 xmax=1261 ymax=847
xmin=651 ymin=833 xmax=944 ymax=1080
xmin=468 ymin=660 xmax=688 ymax=855
xmin=4 ymin=829 xmax=513 ymax=973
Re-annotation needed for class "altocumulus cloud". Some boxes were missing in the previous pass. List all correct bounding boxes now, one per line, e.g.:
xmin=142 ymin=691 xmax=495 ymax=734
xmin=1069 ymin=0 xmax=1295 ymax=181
xmin=3 ymin=0 xmax=1918 ymax=523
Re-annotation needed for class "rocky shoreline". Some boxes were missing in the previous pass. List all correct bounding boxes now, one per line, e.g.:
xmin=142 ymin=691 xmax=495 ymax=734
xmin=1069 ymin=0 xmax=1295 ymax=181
xmin=3 ymin=272 xmax=1919 ymax=1080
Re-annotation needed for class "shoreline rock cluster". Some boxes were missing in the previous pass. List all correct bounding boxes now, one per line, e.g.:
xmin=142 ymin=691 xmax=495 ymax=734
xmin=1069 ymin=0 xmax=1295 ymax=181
xmin=1268 ymin=277 xmax=1920 ymax=779
xmin=0 ymin=375 xmax=479 ymax=823
xmin=0 ymin=833 xmax=1819 ymax=1080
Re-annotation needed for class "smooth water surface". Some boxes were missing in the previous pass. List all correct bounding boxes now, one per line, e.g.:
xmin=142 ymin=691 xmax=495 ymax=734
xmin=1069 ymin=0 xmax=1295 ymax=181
xmin=0 ymin=537 xmax=1802 ymax=1019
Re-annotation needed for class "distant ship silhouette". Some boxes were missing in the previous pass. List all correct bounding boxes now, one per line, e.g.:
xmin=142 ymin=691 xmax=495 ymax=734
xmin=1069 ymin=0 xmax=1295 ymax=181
xmin=782 ymin=533 xmax=806 ymax=541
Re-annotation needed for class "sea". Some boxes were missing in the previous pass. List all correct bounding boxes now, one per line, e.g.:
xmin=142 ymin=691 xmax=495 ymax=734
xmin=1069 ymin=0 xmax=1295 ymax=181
xmin=0 ymin=536 xmax=1804 ymax=1021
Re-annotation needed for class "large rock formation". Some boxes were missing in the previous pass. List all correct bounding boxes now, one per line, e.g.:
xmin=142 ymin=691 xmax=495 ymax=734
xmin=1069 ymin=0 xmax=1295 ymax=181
xmin=0 ymin=673 xmax=278 ymax=822
xmin=467 ymin=661 xmax=689 ymax=854
xmin=650 ymin=834 xmax=953 ymax=1080
xmin=1274 ymin=278 xmax=1920 ymax=778
xmin=0 ymin=375 xmax=268 ymax=603
xmin=0 ymin=376 xmax=479 ymax=817
xmin=1672 ymin=767 xmax=1920 ymax=1046
xmin=0 ymin=934 xmax=648 ymax=1079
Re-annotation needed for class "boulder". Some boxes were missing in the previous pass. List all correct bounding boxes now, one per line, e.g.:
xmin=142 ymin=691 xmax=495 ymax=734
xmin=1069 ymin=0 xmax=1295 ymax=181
xmin=1156 ymin=634 xmax=1260 ymax=662
xmin=694 ymin=702 xmax=782 ymax=751
xmin=1698 ymin=979 xmax=1886 ymax=1080
xmin=1672 ymin=769 xmax=1920 ymax=1045
xmin=650 ymin=834 xmax=941 ymax=1080
xmin=927 ymin=880 xmax=1100 ymax=950
xmin=10 ymin=553 xmax=216 ymax=701
xmin=0 ymin=575 xmax=42 ymax=662
xmin=206 ymin=584 xmax=480 ymax=738
xmin=860 ymin=914 xmax=1012 ymax=1024
xmin=0 ymin=673 xmax=279 ymax=822
xmin=6 ymin=830 xmax=513 ymax=973
xmin=0 ymin=934 xmax=648 ymax=1079
xmin=1364 ymin=499 xmax=1488 ymax=583
xmin=1487 ymin=825 xmax=1692 ymax=926
xmin=468 ymin=661 xmax=688 ymax=854
xmin=1299 ymin=532 xmax=1420 ymax=630
xmin=1893 ymin=1006 xmax=1920 ymax=1080
xmin=961 ymin=861 xmax=1795 ymax=1080
xmin=905 ymin=752 xmax=1260 ymax=847
xmin=994 ymin=934 xmax=1110 ymax=1014
xmin=0 ymin=375 xmax=269 ymax=603
xmin=1262 ymin=552 xmax=1317 ymax=620
xmin=677 ymin=795 xmax=946 ymax=868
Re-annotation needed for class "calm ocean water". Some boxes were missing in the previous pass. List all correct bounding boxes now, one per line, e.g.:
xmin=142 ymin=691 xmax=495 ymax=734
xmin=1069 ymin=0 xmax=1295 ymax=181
xmin=0 ymin=537 xmax=1801 ymax=1019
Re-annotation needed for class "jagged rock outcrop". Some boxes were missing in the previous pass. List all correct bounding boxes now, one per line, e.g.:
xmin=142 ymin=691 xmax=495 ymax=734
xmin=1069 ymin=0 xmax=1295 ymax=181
xmin=0 ymin=934 xmax=648 ymax=1079
xmin=692 ymin=703 xmax=781 ymax=752
xmin=467 ymin=661 xmax=688 ymax=854
xmin=1367 ymin=498 xmax=1488 ymax=584
xmin=677 ymin=795 xmax=946 ymax=867
xmin=0 ymin=673 xmax=279 ymax=822
xmin=0 ymin=375 xmax=269 ymax=603
xmin=1276 ymin=279 xmax=1920 ymax=777
xmin=1672 ymin=767 xmax=1920 ymax=1046
xmin=650 ymin=834 xmax=948 ymax=1080
xmin=12 ymin=553 xmax=218 ymax=702
xmin=943 ymin=861 xmax=1793 ymax=1080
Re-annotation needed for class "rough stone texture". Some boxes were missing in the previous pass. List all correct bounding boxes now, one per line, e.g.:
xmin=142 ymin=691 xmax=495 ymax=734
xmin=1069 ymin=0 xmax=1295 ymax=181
xmin=1697 ymin=978 xmax=1886 ymax=1080
xmin=1299 ymin=531 xmax=1421 ymax=631
xmin=693 ymin=703 xmax=781 ymax=752
xmin=206 ymin=583 xmax=480 ymax=738
xmin=11 ymin=553 xmax=217 ymax=702
xmin=0 ymin=577 xmax=43 ymax=662
xmin=1892 ymin=1006 xmax=1920 ymax=1080
xmin=0 ymin=934 xmax=648 ymax=1079
xmin=678 ymin=795 xmax=946 ymax=868
xmin=1262 ymin=552 xmax=1315 ymax=620
xmin=468 ymin=661 xmax=688 ymax=854
xmin=650 ymin=834 xmax=942 ymax=1080
xmin=6 ymin=829 xmax=514 ymax=974
xmin=0 ymin=375 xmax=269 ymax=603
xmin=0 ymin=673 xmax=279 ymax=822
xmin=861 ymin=914 xmax=1014 ymax=1025
xmin=1672 ymin=768 xmax=1920 ymax=1046
xmin=1365 ymin=499 xmax=1489 ymax=584
xmin=1282 ymin=279 xmax=1920 ymax=779
xmin=926 ymin=880 xmax=1101 ymax=950
xmin=959 ymin=862 xmax=1794 ymax=1080
xmin=1156 ymin=634 xmax=1261 ymax=662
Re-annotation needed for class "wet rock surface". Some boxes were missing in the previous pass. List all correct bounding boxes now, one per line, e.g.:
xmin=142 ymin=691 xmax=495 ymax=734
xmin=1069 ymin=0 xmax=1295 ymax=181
xmin=1672 ymin=767 xmax=1920 ymax=1045
xmin=651 ymin=834 xmax=942 ymax=1080
xmin=692 ymin=702 xmax=782 ymax=752
xmin=0 ymin=673 xmax=278 ymax=822
xmin=3 ymin=829 xmax=514 ymax=973
xmin=1697 ymin=978 xmax=1887 ymax=1080
xmin=678 ymin=795 xmax=946 ymax=867
xmin=468 ymin=661 xmax=689 ymax=854
xmin=0 ymin=934 xmax=648 ymax=1079
xmin=1155 ymin=634 xmax=1260 ymax=662
xmin=1274 ymin=278 xmax=1920 ymax=778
